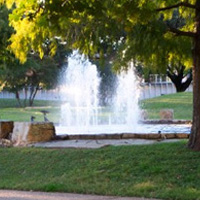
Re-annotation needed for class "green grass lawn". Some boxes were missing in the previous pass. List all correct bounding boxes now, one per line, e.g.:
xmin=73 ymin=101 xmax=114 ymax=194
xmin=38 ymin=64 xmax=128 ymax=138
xmin=0 ymin=93 xmax=197 ymax=199
xmin=0 ymin=99 xmax=61 ymax=123
xmin=0 ymin=92 xmax=193 ymax=122
xmin=0 ymin=141 xmax=200 ymax=200
xmin=141 ymin=92 xmax=193 ymax=120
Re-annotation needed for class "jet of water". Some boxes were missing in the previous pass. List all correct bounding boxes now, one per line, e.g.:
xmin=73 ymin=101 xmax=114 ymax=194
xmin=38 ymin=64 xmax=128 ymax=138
xmin=59 ymin=51 xmax=140 ymax=134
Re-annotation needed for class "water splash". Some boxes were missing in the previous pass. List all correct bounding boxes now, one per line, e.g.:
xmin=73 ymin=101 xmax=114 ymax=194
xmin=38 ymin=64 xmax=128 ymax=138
xmin=112 ymin=63 xmax=140 ymax=128
xmin=59 ymin=51 xmax=140 ymax=134
xmin=60 ymin=51 xmax=100 ymax=130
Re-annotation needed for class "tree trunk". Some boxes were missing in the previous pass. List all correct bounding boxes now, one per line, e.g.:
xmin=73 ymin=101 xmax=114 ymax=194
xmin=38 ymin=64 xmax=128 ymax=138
xmin=179 ymin=73 xmax=192 ymax=92
xmin=174 ymin=75 xmax=192 ymax=92
xmin=15 ymin=91 xmax=22 ymax=107
xmin=188 ymin=0 xmax=200 ymax=150
xmin=167 ymin=66 xmax=192 ymax=92
xmin=29 ymin=85 xmax=39 ymax=106
xmin=23 ymin=87 xmax=28 ymax=107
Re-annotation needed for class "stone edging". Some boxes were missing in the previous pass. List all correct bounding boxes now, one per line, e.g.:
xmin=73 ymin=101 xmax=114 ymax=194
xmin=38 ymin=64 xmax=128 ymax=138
xmin=0 ymin=120 xmax=191 ymax=147
xmin=140 ymin=120 xmax=192 ymax=124
xmin=54 ymin=133 xmax=189 ymax=141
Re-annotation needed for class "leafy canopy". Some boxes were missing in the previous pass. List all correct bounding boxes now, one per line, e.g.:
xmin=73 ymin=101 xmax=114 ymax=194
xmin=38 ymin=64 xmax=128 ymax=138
xmin=0 ymin=0 xmax=194 ymax=71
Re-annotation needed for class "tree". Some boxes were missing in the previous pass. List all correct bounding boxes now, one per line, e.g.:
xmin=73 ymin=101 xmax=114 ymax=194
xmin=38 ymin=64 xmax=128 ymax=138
xmin=0 ymin=4 xmax=24 ymax=106
xmin=1 ymin=0 xmax=200 ymax=150
xmin=167 ymin=64 xmax=192 ymax=92
xmin=133 ymin=62 xmax=193 ymax=92
xmin=0 ymin=60 xmax=31 ymax=107
xmin=0 ymin=5 xmax=70 ymax=107
xmin=0 ymin=4 xmax=12 ymax=62
xmin=0 ymin=55 xmax=61 ymax=107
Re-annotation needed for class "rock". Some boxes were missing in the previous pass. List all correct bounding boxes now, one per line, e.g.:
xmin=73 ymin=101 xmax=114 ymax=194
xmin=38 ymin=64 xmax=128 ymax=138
xmin=54 ymin=134 xmax=69 ymax=140
xmin=0 ymin=139 xmax=13 ymax=147
xmin=159 ymin=109 xmax=174 ymax=120
xmin=79 ymin=134 xmax=96 ymax=140
xmin=12 ymin=122 xmax=55 ymax=146
xmin=135 ymin=134 xmax=149 ymax=139
xmin=0 ymin=121 xmax=14 ymax=139
xmin=68 ymin=135 xmax=82 ymax=140
xmin=148 ymin=134 xmax=161 ymax=139
xmin=104 ymin=134 xmax=122 ymax=139
xmin=175 ymin=133 xmax=189 ymax=139
xmin=27 ymin=122 xmax=55 ymax=143
xmin=95 ymin=134 xmax=108 ymax=140
xmin=165 ymin=134 xmax=176 ymax=139
xmin=140 ymin=110 xmax=148 ymax=120
xmin=122 ymin=133 xmax=137 ymax=139
xmin=12 ymin=122 xmax=31 ymax=146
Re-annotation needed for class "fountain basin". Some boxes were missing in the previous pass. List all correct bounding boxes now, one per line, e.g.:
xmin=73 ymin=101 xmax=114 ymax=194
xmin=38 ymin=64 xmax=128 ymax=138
xmin=55 ymin=122 xmax=191 ymax=135
xmin=54 ymin=132 xmax=189 ymax=141
xmin=55 ymin=120 xmax=191 ymax=141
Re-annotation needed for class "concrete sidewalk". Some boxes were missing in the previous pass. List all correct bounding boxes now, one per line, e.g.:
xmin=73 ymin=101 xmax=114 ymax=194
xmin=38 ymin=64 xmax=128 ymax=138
xmin=31 ymin=138 xmax=180 ymax=149
xmin=0 ymin=190 xmax=161 ymax=200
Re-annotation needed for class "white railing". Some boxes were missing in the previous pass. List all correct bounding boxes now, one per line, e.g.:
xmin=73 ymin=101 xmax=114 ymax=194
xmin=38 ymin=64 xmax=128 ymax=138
xmin=0 ymin=82 xmax=193 ymax=101
xmin=139 ymin=82 xmax=193 ymax=100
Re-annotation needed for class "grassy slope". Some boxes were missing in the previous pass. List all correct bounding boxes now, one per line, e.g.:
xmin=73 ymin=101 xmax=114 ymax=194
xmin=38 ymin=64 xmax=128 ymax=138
xmin=0 ymin=142 xmax=200 ymax=200
xmin=141 ymin=92 xmax=192 ymax=120
xmin=0 ymin=92 xmax=193 ymax=122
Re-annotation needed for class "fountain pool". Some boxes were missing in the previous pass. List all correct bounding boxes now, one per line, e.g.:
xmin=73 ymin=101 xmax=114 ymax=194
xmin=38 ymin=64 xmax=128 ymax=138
xmin=56 ymin=123 xmax=191 ymax=135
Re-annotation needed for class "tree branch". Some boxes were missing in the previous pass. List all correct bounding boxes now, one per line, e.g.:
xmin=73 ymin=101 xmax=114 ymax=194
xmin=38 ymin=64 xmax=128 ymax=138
xmin=27 ymin=3 xmax=44 ymax=20
xmin=167 ymin=25 xmax=196 ymax=37
xmin=156 ymin=2 xmax=196 ymax=12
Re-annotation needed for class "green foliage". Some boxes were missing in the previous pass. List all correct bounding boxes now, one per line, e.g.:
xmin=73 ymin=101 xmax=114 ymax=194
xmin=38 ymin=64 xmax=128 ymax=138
xmin=0 ymin=5 xmax=71 ymax=106
xmin=1 ymin=0 xmax=194 ymax=74
xmin=0 ymin=142 xmax=200 ymax=199
xmin=0 ymin=4 xmax=16 ymax=71
xmin=0 ymin=53 xmax=62 ymax=107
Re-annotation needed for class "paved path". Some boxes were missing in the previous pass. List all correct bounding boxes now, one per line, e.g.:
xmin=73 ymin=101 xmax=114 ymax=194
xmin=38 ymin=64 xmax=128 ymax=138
xmin=0 ymin=190 xmax=161 ymax=200
xmin=32 ymin=139 xmax=180 ymax=149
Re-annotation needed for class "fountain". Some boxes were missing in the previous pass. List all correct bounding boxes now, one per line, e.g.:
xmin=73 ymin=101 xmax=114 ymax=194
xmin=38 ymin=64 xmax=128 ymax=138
xmin=59 ymin=51 xmax=100 ymax=129
xmin=0 ymin=52 xmax=190 ymax=148
xmin=57 ymin=51 xmax=142 ymax=135
xmin=56 ymin=51 xmax=191 ymax=136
